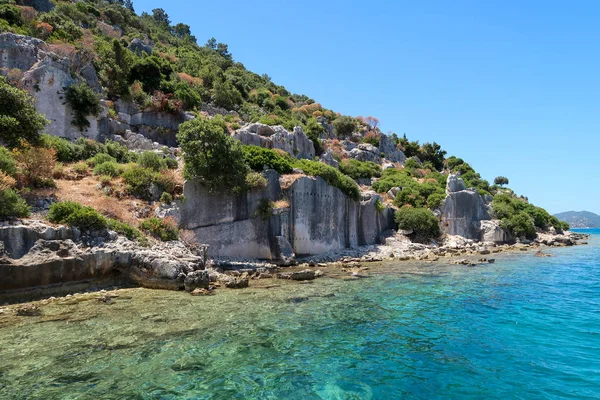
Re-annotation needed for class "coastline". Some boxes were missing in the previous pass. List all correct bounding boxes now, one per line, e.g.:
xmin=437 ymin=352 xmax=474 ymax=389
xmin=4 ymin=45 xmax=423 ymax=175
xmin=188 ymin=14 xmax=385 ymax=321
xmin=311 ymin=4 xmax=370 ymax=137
xmin=0 ymin=227 xmax=589 ymax=309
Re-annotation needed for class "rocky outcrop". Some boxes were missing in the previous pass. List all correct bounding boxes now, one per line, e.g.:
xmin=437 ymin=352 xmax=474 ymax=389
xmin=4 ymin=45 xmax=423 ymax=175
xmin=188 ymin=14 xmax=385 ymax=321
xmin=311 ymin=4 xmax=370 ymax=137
xmin=0 ymin=33 xmax=105 ymax=141
xmin=233 ymin=123 xmax=315 ymax=159
xmin=178 ymin=171 xmax=396 ymax=262
xmin=16 ymin=0 xmax=54 ymax=12
xmin=480 ymin=220 xmax=512 ymax=244
xmin=349 ymin=143 xmax=382 ymax=164
xmin=128 ymin=38 xmax=153 ymax=55
xmin=319 ymin=149 xmax=339 ymax=168
xmin=440 ymin=174 xmax=490 ymax=240
xmin=0 ymin=223 xmax=206 ymax=296
xmin=378 ymin=134 xmax=406 ymax=164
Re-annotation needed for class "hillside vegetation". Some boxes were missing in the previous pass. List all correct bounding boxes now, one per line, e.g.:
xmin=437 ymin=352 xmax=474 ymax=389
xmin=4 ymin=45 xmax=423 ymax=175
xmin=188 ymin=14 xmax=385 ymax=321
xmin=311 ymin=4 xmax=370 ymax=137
xmin=0 ymin=0 xmax=568 ymax=243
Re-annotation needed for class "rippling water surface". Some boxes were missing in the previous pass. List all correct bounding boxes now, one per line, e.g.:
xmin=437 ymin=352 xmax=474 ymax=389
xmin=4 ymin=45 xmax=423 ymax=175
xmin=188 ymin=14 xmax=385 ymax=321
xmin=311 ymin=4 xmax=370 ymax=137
xmin=1 ymin=230 xmax=599 ymax=399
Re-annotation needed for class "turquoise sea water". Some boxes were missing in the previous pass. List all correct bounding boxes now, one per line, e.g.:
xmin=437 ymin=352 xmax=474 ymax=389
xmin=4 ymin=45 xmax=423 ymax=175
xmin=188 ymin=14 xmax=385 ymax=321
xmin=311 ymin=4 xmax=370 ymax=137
xmin=0 ymin=230 xmax=599 ymax=399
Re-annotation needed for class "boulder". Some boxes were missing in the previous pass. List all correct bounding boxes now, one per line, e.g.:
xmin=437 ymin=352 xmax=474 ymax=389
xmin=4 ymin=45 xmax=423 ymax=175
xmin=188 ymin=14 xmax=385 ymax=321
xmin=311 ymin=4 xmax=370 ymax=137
xmin=16 ymin=0 xmax=54 ymax=12
xmin=184 ymin=270 xmax=209 ymax=292
xmin=440 ymin=174 xmax=490 ymax=240
xmin=349 ymin=143 xmax=382 ymax=164
xmin=378 ymin=134 xmax=406 ymax=164
xmin=128 ymin=38 xmax=153 ymax=55
xmin=233 ymin=123 xmax=315 ymax=159
xmin=480 ymin=220 xmax=511 ymax=244
xmin=277 ymin=269 xmax=318 ymax=281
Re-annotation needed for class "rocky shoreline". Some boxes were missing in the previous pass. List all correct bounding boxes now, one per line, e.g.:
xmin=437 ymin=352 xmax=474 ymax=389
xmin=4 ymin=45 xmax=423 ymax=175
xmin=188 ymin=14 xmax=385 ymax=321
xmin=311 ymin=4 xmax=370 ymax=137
xmin=0 ymin=218 xmax=589 ymax=305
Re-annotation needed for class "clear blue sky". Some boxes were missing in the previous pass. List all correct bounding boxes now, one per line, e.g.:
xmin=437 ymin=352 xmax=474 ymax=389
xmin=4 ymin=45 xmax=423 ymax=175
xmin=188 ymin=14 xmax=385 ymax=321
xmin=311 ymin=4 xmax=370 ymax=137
xmin=136 ymin=0 xmax=599 ymax=214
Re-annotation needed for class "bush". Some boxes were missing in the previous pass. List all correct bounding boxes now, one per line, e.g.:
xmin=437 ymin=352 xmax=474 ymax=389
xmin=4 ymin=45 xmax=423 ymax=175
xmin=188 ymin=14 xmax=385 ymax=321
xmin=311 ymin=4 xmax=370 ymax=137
xmin=93 ymin=161 xmax=120 ymax=177
xmin=90 ymin=153 xmax=117 ymax=167
xmin=107 ymin=218 xmax=148 ymax=245
xmin=494 ymin=176 xmax=509 ymax=186
xmin=333 ymin=116 xmax=357 ymax=138
xmin=294 ymin=159 xmax=360 ymax=201
xmin=40 ymin=135 xmax=86 ymax=162
xmin=0 ymin=147 xmax=16 ymax=176
xmin=73 ymin=161 xmax=89 ymax=176
xmin=242 ymin=145 xmax=294 ymax=174
xmin=121 ymin=164 xmax=154 ymax=198
xmin=164 ymin=157 xmax=178 ymax=169
xmin=0 ymin=189 xmax=30 ymax=219
xmin=255 ymin=198 xmax=273 ymax=219
xmin=153 ymin=170 xmax=179 ymax=195
xmin=177 ymin=117 xmax=249 ymax=194
xmin=106 ymin=140 xmax=136 ymax=164
xmin=64 ymin=82 xmax=102 ymax=131
xmin=339 ymin=159 xmax=381 ymax=180
xmin=53 ymin=162 xmax=65 ymax=179
xmin=302 ymin=117 xmax=324 ymax=156
xmin=363 ymin=131 xmax=380 ymax=147
xmin=245 ymin=171 xmax=267 ymax=189
xmin=502 ymin=212 xmax=536 ymax=240
xmin=48 ymin=201 xmax=107 ymax=231
xmin=138 ymin=151 xmax=165 ymax=172
xmin=140 ymin=217 xmax=179 ymax=241
xmin=0 ymin=76 xmax=49 ymax=147
xmin=394 ymin=207 xmax=441 ymax=242
xmin=427 ymin=193 xmax=446 ymax=209
xmin=160 ymin=192 xmax=173 ymax=204
xmin=372 ymin=168 xmax=415 ymax=194
xmin=13 ymin=146 xmax=55 ymax=188
xmin=0 ymin=5 xmax=23 ymax=26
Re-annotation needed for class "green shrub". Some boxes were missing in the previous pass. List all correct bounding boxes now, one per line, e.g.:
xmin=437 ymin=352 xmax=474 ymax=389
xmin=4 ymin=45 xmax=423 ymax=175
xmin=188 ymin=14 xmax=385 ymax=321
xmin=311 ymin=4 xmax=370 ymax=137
xmin=93 ymin=161 xmax=120 ymax=177
xmin=106 ymin=140 xmax=136 ymax=164
xmin=333 ymin=116 xmax=357 ymax=138
xmin=372 ymin=168 xmax=415 ymax=193
xmin=427 ymin=193 xmax=446 ymax=209
xmin=164 ymin=157 xmax=178 ymax=169
xmin=339 ymin=159 xmax=381 ymax=180
xmin=394 ymin=207 xmax=441 ymax=242
xmin=375 ymin=198 xmax=385 ymax=213
xmin=0 ymin=189 xmax=30 ymax=219
xmin=140 ymin=217 xmax=179 ymax=241
xmin=48 ymin=201 xmax=107 ymax=231
xmin=0 ymin=147 xmax=16 ymax=176
xmin=122 ymin=164 xmax=154 ymax=198
xmin=64 ymin=83 xmax=102 ymax=131
xmin=73 ymin=162 xmax=89 ymax=175
xmin=90 ymin=153 xmax=117 ymax=167
xmin=245 ymin=171 xmax=267 ymax=189
xmin=242 ymin=145 xmax=293 ymax=174
xmin=502 ymin=212 xmax=536 ymax=240
xmin=138 ymin=151 xmax=166 ymax=172
xmin=255 ymin=198 xmax=273 ymax=219
xmin=294 ymin=159 xmax=360 ymax=201
xmin=153 ymin=170 xmax=179 ymax=195
xmin=302 ymin=117 xmax=325 ymax=156
xmin=107 ymin=218 xmax=148 ymax=245
xmin=160 ymin=192 xmax=173 ymax=204
xmin=177 ymin=117 xmax=249 ymax=194
xmin=0 ymin=5 xmax=23 ymax=26
xmin=0 ymin=76 xmax=49 ymax=147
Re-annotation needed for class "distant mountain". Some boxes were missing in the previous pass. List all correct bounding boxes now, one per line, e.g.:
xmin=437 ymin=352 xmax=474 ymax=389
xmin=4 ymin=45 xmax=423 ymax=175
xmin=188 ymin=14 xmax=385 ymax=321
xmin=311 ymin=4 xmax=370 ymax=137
xmin=554 ymin=211 xmax=600 ymax=228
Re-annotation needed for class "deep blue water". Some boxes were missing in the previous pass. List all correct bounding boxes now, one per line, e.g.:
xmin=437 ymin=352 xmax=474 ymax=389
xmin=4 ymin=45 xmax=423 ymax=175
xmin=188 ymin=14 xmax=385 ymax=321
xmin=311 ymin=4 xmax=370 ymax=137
xmin=0 ymin=231 xmax=599 ymax=399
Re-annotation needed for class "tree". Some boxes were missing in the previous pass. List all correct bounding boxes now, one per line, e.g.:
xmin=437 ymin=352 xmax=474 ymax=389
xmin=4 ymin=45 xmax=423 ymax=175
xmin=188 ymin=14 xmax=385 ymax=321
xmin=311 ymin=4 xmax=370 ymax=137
xmin=333 ymin=116 xmax=357 ymax=138
xmin=129 ymin=56 xmax=163 ymax=93
xmin=124 ymin=0 xmax=134 ymax=12
xmin=177 ymin=117 xmax=249 ymax=194
xmin=64 ymin=82 xmax=101 ymax=131
xmin=0 ymin=76 xmax=49 ymax=148
xmin=205 ymin=37 xmax=217 ymax=49
xmin=494 ymin=176 xmax=509 ymax=186
xmin=152 ymin=8 xmax=170 ymax=26
xmin=212 ymin=79 xmax=243 ymax=110
xmin=419 ymin=142 xmax=447 ymax=171
xmin=172 ymin=23 xmax=194 ymax=40
xmin=394 ymin=206 xmax=441 ymax=242
xmin=364 ymin=116 xmax=380 ymax=130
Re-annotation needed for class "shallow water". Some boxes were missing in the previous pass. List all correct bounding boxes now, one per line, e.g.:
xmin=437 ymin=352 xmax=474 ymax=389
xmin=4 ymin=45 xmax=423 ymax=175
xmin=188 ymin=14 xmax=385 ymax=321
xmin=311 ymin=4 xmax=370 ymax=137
xmin=1 ymin=231 xmax=599 ymax=399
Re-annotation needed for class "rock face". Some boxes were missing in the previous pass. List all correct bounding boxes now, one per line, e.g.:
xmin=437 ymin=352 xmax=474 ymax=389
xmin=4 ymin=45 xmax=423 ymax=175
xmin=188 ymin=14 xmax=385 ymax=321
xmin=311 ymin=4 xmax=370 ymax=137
xmin=16 ymin=0 xmax=54 ymax=12
xmin=128 ymin=38 xmax=153 ymax=55
xmin=378 ymin=134 xmax=406 ymax=164
xmin=349 ymin=143 xmax=382 ymax=164
xmin=0 ymin=225 xmax=206 ymax=296
xmin=440 ymin=174 xmax=490 ymax=240
xmin=0 ymin=33 xmax=105 ymax=141
xmin=319 ymin=149 xmax=339 ymax=168
xmin=480 ymin=220 xmax=512 ymax=244
xmin=233 ymin=123 xmax=315 ymax=159
xmin=178 ymin=172 xmax=396 ymax=262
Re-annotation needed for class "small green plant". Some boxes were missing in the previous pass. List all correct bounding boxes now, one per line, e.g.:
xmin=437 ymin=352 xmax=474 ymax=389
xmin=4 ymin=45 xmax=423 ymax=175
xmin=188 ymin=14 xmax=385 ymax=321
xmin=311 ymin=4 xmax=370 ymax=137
xmin=93 ymin=161 xmax=120 ymax=177
xmin=339 ymin=159 xmax=381 ymax=180
xmin=100 ymin=175 xmax=113 ymax=187
xmin=164 ymin=157 xmax=178 ymax=169
xmin=73 ymin=161 xmax=89 ymax=175
xmin=375 ymin=198 xmax=385 ymax=213
xmin=242 ymin=145 xmax=294 ymax=174
xmin=140 ymin=217 xmax=179 ymax=241
xmin=90 ymin=153 xmax=117 ymax=167
xmin=122 ymin=164 xmax=154 ymax=198
xmin=0 ymin=147 xmax=17 ymax=176
xmin=160 ymin=192 xmax=173 ymax=204
xmin=245 ymin=171 xmax=267 ymax=189
xmin=48 ymin=201 xmax=107 ymax=231
xmin=107 ymin=219 xmax=148 ymax=246
xmin=0 ymin=189 xmax=30 ymax=219
xmin=255 ymin=198 xmax=273 ymax=220
xmin=63 ymin=82 xmax=102 ymax=131
xmin=138 ymin=151 xmax=166 ymax=172
xmin=53 ymin=162 xmax=65 ymax=179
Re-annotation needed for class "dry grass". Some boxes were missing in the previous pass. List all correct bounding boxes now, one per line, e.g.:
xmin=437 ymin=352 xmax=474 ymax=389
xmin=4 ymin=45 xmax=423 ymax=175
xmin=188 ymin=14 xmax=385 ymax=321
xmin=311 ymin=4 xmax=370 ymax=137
xmin=279 ymin=173 xmax=305 ymax=189
xmin=273 ymin=199 xmax=290 ymax=209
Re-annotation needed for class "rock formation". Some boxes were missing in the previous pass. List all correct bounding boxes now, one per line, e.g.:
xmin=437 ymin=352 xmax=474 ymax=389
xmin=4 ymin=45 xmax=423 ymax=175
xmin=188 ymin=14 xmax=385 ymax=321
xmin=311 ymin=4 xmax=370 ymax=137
xmin=233 ymin=123 xmax=315 ymax=159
